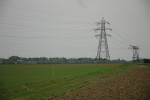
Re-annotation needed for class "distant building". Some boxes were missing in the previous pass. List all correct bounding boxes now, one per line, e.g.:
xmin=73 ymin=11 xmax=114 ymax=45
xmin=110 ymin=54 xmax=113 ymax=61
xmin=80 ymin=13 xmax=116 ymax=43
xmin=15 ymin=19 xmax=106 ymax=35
xmin=16 ymin=60 xmax=23 ymax=64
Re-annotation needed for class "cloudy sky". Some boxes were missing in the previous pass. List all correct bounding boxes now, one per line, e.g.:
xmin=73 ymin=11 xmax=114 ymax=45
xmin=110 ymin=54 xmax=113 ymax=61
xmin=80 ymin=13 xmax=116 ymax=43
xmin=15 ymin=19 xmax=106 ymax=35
xmin=0 ymin=0 xmax=150 ymax=60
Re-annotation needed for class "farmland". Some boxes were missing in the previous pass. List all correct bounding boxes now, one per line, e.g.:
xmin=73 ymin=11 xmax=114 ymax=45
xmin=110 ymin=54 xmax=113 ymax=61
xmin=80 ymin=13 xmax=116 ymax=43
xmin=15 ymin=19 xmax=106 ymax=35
xmin=0 ymin=63 xmax=141 ymax=100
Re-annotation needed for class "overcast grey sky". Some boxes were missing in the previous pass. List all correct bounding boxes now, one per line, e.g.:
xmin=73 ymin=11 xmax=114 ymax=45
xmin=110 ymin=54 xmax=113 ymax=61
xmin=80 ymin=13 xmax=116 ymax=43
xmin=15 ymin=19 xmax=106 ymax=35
xmin=0 ymin=0 xmax=150 ymax=60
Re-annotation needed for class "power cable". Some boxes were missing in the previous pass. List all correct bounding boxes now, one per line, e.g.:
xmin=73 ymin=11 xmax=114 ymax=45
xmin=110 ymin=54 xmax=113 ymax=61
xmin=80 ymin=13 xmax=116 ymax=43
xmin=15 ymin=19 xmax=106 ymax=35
xmin=110 ymin=35 xmax=130 ymax=47
xmin=0 ymin=34 xmax=92 ymax=39
xmin=110 ymin=24 xmax=142 ymax=46
xmin=0 ymin=14 xmax=93 ymax=25
xmin=0 ymin=22 xmax=92 ymax=32
xmin=1 ymin=4 xmax=98 ymax=20
xmin=112 ymin=30 xmax=141 ymax=46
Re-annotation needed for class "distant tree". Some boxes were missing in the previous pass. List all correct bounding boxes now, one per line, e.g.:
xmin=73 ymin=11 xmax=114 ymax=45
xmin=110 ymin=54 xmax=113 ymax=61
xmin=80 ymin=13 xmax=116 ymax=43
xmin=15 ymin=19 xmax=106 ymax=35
xmin=144 ymin=59 xmax=150 ymax=63
xmin=8 ymin=56 xmax=20 ymax=62
xmin=7 ymin=56 xmax=20 ymax=64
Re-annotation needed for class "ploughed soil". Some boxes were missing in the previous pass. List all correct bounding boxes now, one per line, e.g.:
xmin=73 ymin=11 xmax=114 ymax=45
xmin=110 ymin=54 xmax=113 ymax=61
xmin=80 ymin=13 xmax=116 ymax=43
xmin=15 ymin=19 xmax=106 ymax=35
xmin=49 ymin=65 xmax=150 ymax=100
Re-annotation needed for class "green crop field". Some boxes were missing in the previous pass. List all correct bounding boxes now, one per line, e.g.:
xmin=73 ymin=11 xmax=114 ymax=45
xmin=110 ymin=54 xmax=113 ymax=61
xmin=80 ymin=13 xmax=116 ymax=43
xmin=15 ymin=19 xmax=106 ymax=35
xmin=0 ymin=64 xmax=134 ymax=100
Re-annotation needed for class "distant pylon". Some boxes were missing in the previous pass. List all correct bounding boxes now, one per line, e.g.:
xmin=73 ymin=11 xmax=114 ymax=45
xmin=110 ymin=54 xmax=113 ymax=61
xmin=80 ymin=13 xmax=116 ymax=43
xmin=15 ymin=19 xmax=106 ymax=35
xmin=94 ymin=17 xmax=112 ymax=61
xmin=129 ymin=45 xmax=139 ymax=62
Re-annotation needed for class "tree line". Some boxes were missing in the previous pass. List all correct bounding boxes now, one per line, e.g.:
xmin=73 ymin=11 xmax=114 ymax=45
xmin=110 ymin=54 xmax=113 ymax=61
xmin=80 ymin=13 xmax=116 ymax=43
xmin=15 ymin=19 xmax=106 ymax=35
xmin=0 ymin=56 xmax=127 ymax=64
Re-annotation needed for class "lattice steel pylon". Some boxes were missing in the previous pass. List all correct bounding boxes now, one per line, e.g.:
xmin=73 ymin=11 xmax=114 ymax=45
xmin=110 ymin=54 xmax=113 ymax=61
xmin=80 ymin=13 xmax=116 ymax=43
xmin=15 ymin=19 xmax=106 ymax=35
xmin=94 ymin=17 xmax=112 ymax=61
xmin=129 ymin=45 xmax=139 ymax=62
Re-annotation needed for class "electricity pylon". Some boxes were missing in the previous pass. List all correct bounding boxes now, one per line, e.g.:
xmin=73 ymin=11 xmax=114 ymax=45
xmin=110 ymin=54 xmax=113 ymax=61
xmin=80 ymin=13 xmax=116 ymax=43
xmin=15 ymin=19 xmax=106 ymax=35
xmin=129 ymin=45 xmax=139 ymax=62
xmin=94 ymin=17 xmax=112 ymax=61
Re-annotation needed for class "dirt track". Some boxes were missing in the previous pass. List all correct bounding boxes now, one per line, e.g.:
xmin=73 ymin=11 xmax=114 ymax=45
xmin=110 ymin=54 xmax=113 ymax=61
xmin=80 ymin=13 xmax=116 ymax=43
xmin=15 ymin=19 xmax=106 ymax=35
xmin=49 ymin=65 xmax=150 ymax=100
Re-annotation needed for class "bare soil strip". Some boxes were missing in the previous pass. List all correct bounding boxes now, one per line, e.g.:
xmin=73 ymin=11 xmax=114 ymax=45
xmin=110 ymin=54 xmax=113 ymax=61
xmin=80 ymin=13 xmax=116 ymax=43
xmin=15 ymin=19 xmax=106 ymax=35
xmin=49 ymin=65 xmax=150 ymax=100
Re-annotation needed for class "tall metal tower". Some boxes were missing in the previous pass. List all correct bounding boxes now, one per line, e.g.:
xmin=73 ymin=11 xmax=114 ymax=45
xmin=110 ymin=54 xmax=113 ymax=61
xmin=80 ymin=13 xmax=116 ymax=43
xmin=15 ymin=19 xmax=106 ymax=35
xmin=94 ymin=17 xmax=112 ymax=61
xmin=129 ymin=45 xmax=139 ymax=62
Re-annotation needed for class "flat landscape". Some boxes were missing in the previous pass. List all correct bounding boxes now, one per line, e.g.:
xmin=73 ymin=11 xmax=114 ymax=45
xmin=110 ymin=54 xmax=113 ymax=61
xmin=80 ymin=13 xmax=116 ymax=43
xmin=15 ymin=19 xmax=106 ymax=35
xmin=1 ymin=0 xmax=150 ymax=100
xmin=0 ymin=63 xmax=150 ymax=100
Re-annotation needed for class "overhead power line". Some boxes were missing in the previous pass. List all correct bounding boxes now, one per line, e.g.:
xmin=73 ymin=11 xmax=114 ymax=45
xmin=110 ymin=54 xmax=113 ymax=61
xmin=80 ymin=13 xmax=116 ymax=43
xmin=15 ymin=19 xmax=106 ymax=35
xmin=110 ymin=34 xmax=130 ymax=47
xmin=110 ymin=25 xmax=142 ymax=46
xmin=0 ymin=34 xmax=92 ymax=39
xmin=0 ymin=14 xmax=93 ymax=25
xmin=112 ymin=30 xmax=139 ymax=45
xmin=0 ymin=22 xmax=92 ymax=32
xmin=1 ymin=4 xmax=98 ymax=20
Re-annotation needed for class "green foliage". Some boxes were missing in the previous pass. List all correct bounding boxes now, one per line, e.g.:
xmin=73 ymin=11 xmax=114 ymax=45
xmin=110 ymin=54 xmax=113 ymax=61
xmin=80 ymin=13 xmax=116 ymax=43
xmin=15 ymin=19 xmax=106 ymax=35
xmin=144 ymin=59 xmax=150 ymax=63
xmin=0 ymin=56 xmax=127 ymax=64
xmin=8 ymin=56 xmax=20 ymax=61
